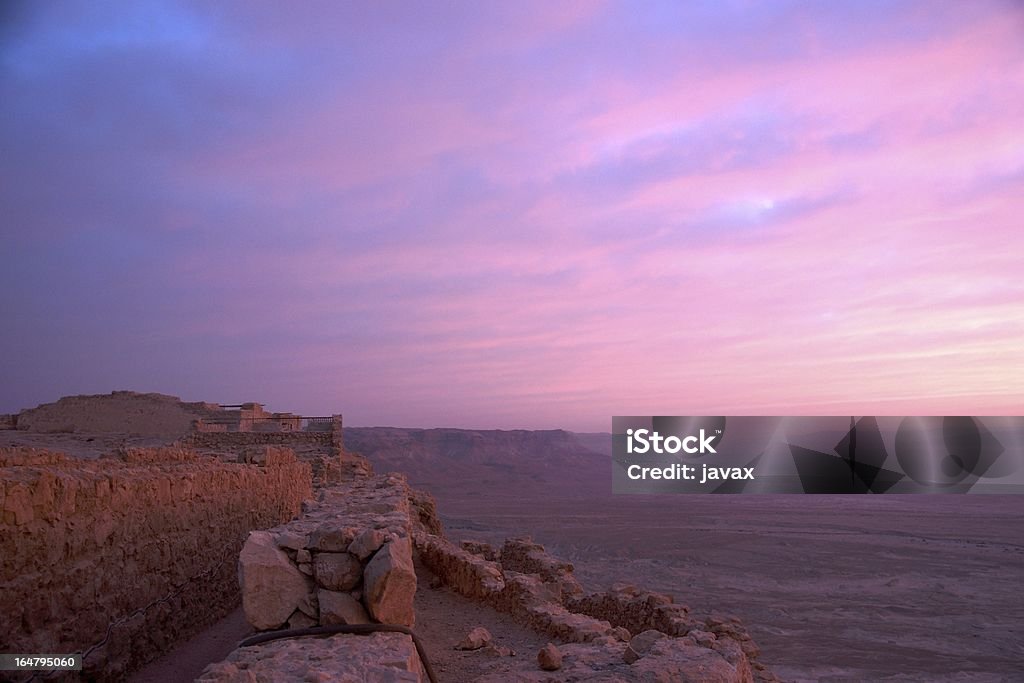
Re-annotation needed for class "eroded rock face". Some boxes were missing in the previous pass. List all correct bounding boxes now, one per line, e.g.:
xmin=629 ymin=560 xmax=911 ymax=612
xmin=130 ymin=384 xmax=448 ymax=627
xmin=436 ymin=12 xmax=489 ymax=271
xmin=363 ymin=536 xmax=417 ymax=627
xmin=239 ymin=531 xmax=309 ymax=630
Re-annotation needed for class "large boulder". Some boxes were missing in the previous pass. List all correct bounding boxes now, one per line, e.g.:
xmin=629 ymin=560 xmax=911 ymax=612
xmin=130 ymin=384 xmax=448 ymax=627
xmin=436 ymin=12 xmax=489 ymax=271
xmin=363 ymin=537 xmax=417 ymax=627
xmin=239 ymin=531 xmax=309 ymax=630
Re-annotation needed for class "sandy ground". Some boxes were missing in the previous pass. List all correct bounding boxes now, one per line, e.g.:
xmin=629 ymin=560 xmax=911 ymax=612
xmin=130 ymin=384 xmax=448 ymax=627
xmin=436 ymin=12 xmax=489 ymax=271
xmin=413 ymin=560 xmax=554 ymax=681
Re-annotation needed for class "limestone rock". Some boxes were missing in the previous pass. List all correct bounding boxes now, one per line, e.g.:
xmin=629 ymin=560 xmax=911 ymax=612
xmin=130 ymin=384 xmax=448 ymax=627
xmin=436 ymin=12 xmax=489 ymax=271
xmin=313 ymin=552 xmax=361 ymax=591
xmin=630 ymin=638 xmax=750 ymax=682
xmin=456 ymin=626 xmax=492 ymax=650
xmin=309 ymin=524 xmax=357 ymax=552
xmin=319 ymin=590 xmax=370 ymax=625
xmin=238 ymin=531 xmax=308 ymax=630
xmin=690 ymin=629 xmax=717 ymax=648
xmin=461 ymin=539 xmax=497 ymax=561
xmin=537 ymin=643 xmax=562 ymax=671
xmin=363 ymin=537 xmax=417 ymax=627
xmin=287 ymin=610 xmax=316 ymax=629
xmin=349 ymin=528 xmax=386 ymax=561
xmin=296 ymin=592 xmax=319 ymax=619
xmin=197 ymin=632 xmax=426 ymax=682
xmin=623 ymin=629 xmax=667 ymax=663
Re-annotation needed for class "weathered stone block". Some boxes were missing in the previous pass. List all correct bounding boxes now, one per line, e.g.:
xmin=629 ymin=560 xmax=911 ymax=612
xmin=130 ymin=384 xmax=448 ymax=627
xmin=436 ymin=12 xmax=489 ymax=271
xmin=363 ymin=536 xmax=417 ymax=627
xmin=239 ymin=531 xmax=309 ymax=630
xmin=348 ymin=528 xmax=386 ymax=561
xmin=313 ymin=552 xmax=362 ymax=591
xmin=309 ymin=524 xmax=357 ymax=552
xmin=319 ymin=589 xmax=370 ymax=625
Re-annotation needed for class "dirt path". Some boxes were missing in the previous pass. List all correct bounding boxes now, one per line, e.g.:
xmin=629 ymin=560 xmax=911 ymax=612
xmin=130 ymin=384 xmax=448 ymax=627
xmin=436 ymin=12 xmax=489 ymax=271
xmin=128 ymin=564 xmax=552 ymax=683
xmin=127 ymin=608 xmax=251 ymax=683
xmin=414 ymin=560 xmax=551 ymax=682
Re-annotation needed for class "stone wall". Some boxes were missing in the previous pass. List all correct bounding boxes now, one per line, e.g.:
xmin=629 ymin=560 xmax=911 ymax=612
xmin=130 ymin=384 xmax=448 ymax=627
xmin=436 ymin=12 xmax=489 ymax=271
xmin=185 ymin=415 xmax=368 ymax=489
xmin=237 ymin=474 xmax=420 ymax=633
xmin=187 ymin=431 xmax=333 ymax=447
xmin=0 ymin=445 xmax=313 ymax=680
xmin=0 ymin=413 xmax=15 ymax=430
xmin=198 ymin=632 xmax=427 ymax=682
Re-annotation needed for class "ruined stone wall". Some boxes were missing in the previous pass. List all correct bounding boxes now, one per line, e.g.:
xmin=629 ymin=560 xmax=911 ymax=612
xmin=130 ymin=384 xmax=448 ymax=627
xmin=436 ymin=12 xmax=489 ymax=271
xmin=417 ymin=534 xmax=778 ymax=683
xmin=237 ymin=474 xmax=419 ymax=633
xmin=185 ymin=415 xmax=368 ymax=489
xmin=0 ymin=446 xmax=313 ymax=681
xmin=186 ymin=431 xmax=332 ymax=448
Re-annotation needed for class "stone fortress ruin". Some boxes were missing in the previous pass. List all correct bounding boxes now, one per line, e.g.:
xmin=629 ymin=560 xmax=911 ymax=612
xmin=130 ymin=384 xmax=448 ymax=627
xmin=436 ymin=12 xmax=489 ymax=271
xmin=0 ymin=392 xmax=777 ymax=682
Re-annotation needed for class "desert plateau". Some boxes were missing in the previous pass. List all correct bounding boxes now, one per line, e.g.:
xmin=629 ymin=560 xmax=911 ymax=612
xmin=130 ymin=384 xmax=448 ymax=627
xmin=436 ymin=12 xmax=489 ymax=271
xmin=1 ymin=393 xmax=1021 ymax=682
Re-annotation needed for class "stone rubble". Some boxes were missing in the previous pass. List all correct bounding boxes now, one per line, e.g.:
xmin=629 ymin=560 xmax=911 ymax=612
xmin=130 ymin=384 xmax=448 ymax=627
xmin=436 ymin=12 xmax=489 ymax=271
xmin=237 ymin=473 xmax=426 ymax=631
xmin=538 ymin=643 xmax=563 ymax=671
xmin=456 ymin=626 xmax=493 ymax=650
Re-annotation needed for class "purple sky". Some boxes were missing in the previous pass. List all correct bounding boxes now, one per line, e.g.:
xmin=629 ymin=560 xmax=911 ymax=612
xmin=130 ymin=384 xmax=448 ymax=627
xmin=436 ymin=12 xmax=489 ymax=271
xmin=2 ymin=1 xmax=1023 ymax=430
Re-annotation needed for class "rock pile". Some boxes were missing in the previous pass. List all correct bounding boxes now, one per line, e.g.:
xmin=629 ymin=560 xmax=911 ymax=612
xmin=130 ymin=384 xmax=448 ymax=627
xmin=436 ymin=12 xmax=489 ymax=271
xmin=417 ymin=533 xmax=778 ymax=682
xmin=238 ymin=473 xmax=422 ymax=631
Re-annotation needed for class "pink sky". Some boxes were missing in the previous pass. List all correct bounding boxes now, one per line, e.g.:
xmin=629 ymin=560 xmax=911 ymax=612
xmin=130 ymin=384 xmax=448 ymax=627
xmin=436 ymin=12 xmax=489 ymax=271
xmin=1 ymin=1 xmax=1023 ymax=430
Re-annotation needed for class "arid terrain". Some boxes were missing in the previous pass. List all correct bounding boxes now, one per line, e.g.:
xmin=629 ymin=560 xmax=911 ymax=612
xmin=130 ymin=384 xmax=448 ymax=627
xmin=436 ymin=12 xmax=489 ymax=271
xmin=350 ymin=427 xmax=1024 ymax=682
xmin=3 ymin=399 xmax=1021 ymax=681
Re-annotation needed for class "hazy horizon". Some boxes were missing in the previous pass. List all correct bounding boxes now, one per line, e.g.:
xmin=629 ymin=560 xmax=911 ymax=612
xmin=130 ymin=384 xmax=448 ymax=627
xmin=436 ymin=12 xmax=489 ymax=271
xmin=3 ymin=2 xmax=1023 ymax=432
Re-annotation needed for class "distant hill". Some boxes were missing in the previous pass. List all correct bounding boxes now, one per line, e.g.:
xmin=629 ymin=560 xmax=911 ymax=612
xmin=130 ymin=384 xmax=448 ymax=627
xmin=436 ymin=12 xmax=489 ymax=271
xmin=14 ymin=391 xmax=222 ymax=438
xmin=343 ymin=427 xmax=609 ymax=498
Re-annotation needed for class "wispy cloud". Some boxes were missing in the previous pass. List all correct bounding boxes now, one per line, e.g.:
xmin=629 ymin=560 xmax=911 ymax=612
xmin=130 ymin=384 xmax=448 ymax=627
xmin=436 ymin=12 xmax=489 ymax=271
xmin=2 ymin=0 xmax=1022 ymax=428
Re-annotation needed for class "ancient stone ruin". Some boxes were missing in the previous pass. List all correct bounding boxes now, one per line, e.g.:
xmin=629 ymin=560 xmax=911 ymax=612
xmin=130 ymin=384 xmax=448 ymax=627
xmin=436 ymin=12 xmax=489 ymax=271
xmin=0 ymin=393 xmax=779 ymax=681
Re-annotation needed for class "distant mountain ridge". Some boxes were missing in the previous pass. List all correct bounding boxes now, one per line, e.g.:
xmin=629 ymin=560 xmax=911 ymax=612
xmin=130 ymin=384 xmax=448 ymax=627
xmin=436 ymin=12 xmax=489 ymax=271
xmin=343 ymin=427 xmax=610 ymax=497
